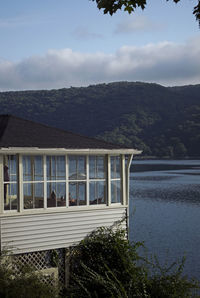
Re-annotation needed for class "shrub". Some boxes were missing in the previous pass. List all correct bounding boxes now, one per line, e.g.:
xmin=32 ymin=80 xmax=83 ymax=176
xmin=65 ymin=225 xmax=199 ymax=298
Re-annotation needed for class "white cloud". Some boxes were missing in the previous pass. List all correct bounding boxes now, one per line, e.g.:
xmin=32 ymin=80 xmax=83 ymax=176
xmin=114 ymin=16 xmax=161 ymax=34
xmin=0 ymin=37 xmax=200 ymax=91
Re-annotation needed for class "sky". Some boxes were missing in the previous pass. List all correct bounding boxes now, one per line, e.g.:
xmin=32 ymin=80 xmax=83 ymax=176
xmin=0 ymin=0 xmax=200 ymax=91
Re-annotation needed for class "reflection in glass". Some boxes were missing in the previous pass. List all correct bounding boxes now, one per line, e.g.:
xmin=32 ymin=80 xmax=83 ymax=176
xmin=69 ymin=182 xmax=86 ymax=206
xmin=24 ymin=183 xmax=44 ymax=209
xmin=89 ymin=156 xmax=105 ymax=179
xmin=4 ymin=155 xmax=17 ymax=182
xmin=46 ymin=156 xmax=65 ymax=180
xmin=111 ymin=156 xmax=121 ymax=179
xmin=4 ymin=183 xmax=18 ymax=210
xmin=89 ymin=181 xmax=106 ymax=205
xmin=47 ymin=182 xmax=66 ymax=207
xmin=3 ymin=155 xmax=18 ymax=211
xmin=23 ymin=156 xmax=43 ymax=181
xmin=68 ymin=156 xmax=86 ymax=180
xmin=111 ymin=180 xmax=121 ymax=203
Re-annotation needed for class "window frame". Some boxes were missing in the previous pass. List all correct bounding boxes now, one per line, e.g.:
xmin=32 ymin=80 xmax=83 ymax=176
xmin=22 ymin=155 xmax=44 ymax=210
xmin=89 ymin=155 xmax=107 ymax=206
xmin=46 ymin=155 xmax=67 ymax=208
xmin=1 ymin=153 xmax=126 ymax=213
xmin=3 ymin=155 xmax=18 ymax=212
xmin=110 ymin=155 xmax=122 ymax=204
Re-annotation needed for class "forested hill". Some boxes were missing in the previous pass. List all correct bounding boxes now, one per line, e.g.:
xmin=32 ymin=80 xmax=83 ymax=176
xmin=0 ymin=81 xmax=200 ymax=157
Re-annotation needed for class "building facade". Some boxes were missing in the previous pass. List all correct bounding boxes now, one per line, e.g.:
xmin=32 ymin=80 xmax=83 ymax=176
xmin=0 ymin=115 xmax=141 ymax=284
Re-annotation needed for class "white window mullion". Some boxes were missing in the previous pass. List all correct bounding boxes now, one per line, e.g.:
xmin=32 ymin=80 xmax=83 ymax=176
xmin=86 ymin=155 xmax=89 ymax=206
xmin=66 ymin=155 xmax=69 ymax=208
xmin=126 ymin=154 xmax=133 ymax=206
xmin=0 ymin=155 xmax=3 ymax=213
xmin=121 ymin=154 xmax=126 ymax=205
xmin=43 ymin=155 xmax=47 ymax=209
xmin=107 ymin=155 xmax=111 ymax=206
xmin=18 ymin=154 xmax=23 ymax=212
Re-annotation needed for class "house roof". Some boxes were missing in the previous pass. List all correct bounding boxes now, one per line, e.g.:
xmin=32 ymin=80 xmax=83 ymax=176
xmin=0 ymin=115 xmax=140 ymax=154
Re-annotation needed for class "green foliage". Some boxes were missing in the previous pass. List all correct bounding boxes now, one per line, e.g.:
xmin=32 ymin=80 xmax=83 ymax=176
xmin=65 ymin=226 xmax=199 ymax=297
xmin=0 ymin=82 xmax=200 ymax=158
xmin=0 ymin=251 xmax=58 ymax=298
xmin=91 ymin=0 xmax=200 ymax=26
xmin=50 ymin=249 xmax=60 ymax=267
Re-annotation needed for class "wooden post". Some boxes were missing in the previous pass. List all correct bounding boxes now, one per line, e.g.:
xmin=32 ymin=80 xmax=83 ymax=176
xmin=126 ymin=154 xmax=133 ymax=240
xmin=107 ymin=155 xmax=111 ymax=206
xmin=65 ymin=248 xmax=70 ymax=288
xmin=0 ymin=155 xmax=4 ymax=214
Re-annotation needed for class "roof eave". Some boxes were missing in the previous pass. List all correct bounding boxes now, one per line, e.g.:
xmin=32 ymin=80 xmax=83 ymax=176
xmin=0 ymin=147 xmax=142 ymax=155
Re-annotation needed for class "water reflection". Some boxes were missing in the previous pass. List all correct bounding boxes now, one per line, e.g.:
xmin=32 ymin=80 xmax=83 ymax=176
xmin=129 ymin=160 xmax=200 ymax=280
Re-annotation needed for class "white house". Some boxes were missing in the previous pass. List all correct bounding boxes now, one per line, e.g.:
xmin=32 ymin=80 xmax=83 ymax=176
xmin=0 ymin=114 xmax=141 ymax=283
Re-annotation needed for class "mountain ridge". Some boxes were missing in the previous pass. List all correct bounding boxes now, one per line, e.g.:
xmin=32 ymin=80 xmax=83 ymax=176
xmin=0 ymin=81 xmax=199 ymax=157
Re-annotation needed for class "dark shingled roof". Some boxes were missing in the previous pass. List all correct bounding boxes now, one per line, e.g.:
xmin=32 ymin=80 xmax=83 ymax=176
xmin=0 ymin=115 xmax=128 ymax=150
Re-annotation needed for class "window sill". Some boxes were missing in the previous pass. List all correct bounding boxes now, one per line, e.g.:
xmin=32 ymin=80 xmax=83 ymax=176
xmin=0 ymin=204 xmax=128 ymax=217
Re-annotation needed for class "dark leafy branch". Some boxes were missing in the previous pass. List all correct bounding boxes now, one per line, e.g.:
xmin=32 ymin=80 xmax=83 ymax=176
xmin=91 ymin=0 xmax=200 ymax=25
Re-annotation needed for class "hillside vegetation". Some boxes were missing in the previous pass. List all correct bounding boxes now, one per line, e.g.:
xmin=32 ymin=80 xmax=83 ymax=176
xmin=0 ymin=82 xmax=200 ymax=157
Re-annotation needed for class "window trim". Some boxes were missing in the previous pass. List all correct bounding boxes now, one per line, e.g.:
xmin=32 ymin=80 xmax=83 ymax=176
xmin=89 ymin=155 xmax=107 ymax=206
xmin=110 ymin=155 xmax=122 ymax=204
xmin=3 ymin=155 xmax=18 ymax=212
xmin=1 ymin=153 xmax=126 ymax=213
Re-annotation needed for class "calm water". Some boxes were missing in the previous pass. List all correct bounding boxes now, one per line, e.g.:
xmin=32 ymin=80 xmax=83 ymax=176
xmin=129 ymin=160 xmax=200 ymax=280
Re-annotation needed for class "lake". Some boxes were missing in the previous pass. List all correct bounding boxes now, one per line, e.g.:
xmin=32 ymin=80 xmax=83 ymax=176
xmin=129 ymin=160 xmax=200 ymax=280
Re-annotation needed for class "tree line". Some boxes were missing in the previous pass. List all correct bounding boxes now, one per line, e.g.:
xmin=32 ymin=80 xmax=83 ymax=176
xmin=0 ymin=81 xmax=199 ymax=158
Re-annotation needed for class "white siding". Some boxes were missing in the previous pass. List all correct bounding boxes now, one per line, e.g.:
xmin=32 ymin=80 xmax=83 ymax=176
xmin=0 ymin=207 xmax=127 ymax=254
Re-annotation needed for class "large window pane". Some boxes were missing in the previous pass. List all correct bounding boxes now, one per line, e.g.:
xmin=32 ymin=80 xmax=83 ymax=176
xmin=34 ymin=156 xmax=44 ymax=181
xmin=46 ymin=156 xmax=65 ymax=180
xmin=4 ymin=155 xmax=18 ymax=211
xmin=111 ymin=180 xmax=121 ymax=203
xmin=23 ymin=156 xmax=43 ymax=181
xmin=47 ymin=182 xmax=66 ymax=207
xmin=69 ymin=182 xmax=86 ymax=206
xmin=4 ymin=155 xmax=17 ymax=182
xmin=89 ymin=181 xmax=106 ymax=205
xmin=69 ymin=156 xmax=86 ymax=180
xmin=111 ymin=156 xmax=121 ymax=179
xmin=89 ymin=156 xmax=105 ymax=179
xmin=24 ymin=183 xmax=44 ymax=209
xmin=4 ymin=183 xmax=18 ymax=210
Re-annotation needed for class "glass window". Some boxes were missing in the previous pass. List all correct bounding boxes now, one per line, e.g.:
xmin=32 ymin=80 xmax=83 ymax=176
xmin=69 ymin=156 xmax=86 ymax=180
xmin=46 ymin=156 xmax=65 ymax=180
xmin=111 ymin=180 xmax=121 ymax=203
xmin=23 ymin=156 xmax=43 ymax=181
xmin=110 ymin=156 xmax=121 ymax=204
xmin=23 ymin=156 xmax=44 ymax=209
xmin=24 ymin=183 xmax=44 ymax=209
xmin=89 ymin=156 xmax=105 ymax=179
xmin=88 ymin=156 xmax=106 ymax=205
xmin=111 ymin=156 xmax=121 ymax=179
xmin=69 ymin=182 xmax=86 ymax=206
xmin=46 ymin=156 xmax=66 ymax=208
xmin=89 ymin=181 xmax=106 ymax=205
xmin=3 ymin=155 xmax=18 ymax=211
xmin=47 ymin=182 xmax=66 ymax=207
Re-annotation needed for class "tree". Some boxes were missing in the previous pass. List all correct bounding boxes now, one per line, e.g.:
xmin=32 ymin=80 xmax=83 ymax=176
xmin=91 ymin=0 xmax=200 ymax=25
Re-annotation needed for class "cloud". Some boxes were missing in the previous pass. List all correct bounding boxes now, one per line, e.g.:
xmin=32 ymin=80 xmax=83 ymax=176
xmin=73 ymin=26 xmax=103 ymax=40
xmin=0 ymin=37 xmax=200 ymax=91
xmin=114 ymin=16 xmax=161 ymax=34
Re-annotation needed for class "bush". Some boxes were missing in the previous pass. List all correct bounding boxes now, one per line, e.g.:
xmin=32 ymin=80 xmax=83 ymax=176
xmin=65 ymin=226 xmax=199 ymax=298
